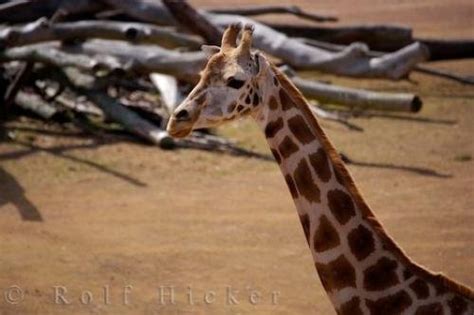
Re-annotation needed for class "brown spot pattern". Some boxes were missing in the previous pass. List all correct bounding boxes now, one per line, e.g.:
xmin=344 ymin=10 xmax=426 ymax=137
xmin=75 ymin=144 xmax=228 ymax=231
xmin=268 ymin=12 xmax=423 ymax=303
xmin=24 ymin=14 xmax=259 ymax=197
xmin=409 ymin=279 xmax=429 ymax=299
xmin=308 ymin=148 xmax=331 ymax=182
xmin=287 ymin=115 xmax=315 ymax=145
xmin=313 ymin=215 xmax=340 ymax=252
xmin=279 ymin=89 xmax=294 ymax=110
xmin=264 ymin=118 xmax=284 ymax=138
xmin=338 ymin=297 xmax=363 ymax=315
xmin=415 ymin=303 xmax=444 ymax=315
xmin=268 ymin=95 xmax=279 ymax=110
xmin=245 ymin=95 xmax=251 ymax=104
xmin=403 ymin=268 xmax=414 ymax=280
xmin=327 ymin=189 xmax=356 ymax=225
xmin=252 ymin=93 xmax=259 ymax=106
xmin=293 ymin=159 xmax=320 ymax=203
xmin=271 ymin=149 xmax=281 ymax=164
xmin=299 ymin=213 xmax=310 ymax=244
xmin=364 ymin=257 xmax=399 ymax=291
xmin=284 ymin=174 xmax=298 ymax=199
xmin=278 ymin=136 xmax=299 ymax=159
xmin=347 ymin=224 xmax=375 ymax=261
xmin=333 ymin=165 xmax=345 ymax=185
xmin=195 ymin=93 xmax=206 ymax=105
xmin=366 ymin=291 xmax=412 ymax=315
xmin=227 ymin=102 xmax=237 ymax=113
xmin=316 ymin=255 xmax=356 ymax=292
xmin=435 ymin=283 xmax=447 ymax=296
xmin=273 ymin=76 xmax=279 ymax=86
xmin=448 ymin=296 xmax=468 ymax=315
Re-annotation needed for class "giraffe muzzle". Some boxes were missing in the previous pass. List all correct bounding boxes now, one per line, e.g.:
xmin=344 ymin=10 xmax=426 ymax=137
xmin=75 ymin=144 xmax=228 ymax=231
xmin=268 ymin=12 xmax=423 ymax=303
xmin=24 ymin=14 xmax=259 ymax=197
xmin=167 ymin=117 xmax=192 ymax=138
xmin=167 ymin=106 xmax=200 ymax=138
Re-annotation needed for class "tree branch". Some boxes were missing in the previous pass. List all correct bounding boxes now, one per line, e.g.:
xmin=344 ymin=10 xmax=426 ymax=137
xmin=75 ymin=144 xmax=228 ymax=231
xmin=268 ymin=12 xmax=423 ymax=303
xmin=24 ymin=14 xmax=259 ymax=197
xmin=206 ymin=5 xmax=337 ymax=23
xmin=163 ymin=0 xmax=222 ymax=45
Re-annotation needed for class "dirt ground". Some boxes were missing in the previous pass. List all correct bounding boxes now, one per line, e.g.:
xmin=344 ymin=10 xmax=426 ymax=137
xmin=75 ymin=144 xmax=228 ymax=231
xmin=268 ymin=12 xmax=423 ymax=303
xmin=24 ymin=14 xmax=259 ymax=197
xmin=0 ymin=1 xmax=473 ymax=314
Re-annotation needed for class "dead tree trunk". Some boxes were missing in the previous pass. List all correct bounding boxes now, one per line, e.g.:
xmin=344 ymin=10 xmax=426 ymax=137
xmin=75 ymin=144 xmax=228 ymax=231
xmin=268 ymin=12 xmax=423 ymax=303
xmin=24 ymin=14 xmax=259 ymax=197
xmin=281 ymin=66 xmax=422 ymax=112
xmin=270 ymin=24 xmax=474 ymax=61
xmin=267 ymin=23 xmax=414 ymax=51
xmin=0 ymin=19 xmax=202 ymax=49
xmin=15 ymin=91 xmax=58 ymax=119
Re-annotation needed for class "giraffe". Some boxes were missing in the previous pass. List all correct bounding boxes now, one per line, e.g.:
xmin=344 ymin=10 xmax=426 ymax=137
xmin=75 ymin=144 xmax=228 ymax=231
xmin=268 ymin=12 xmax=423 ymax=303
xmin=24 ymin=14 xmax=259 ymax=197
xmin=166 ymin=24 xmax=474 ymax=315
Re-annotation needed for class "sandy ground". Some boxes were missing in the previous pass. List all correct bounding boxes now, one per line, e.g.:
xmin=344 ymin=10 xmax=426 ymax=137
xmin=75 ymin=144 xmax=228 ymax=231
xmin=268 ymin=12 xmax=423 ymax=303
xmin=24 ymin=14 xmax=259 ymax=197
xmin=0 ymin=1 xmax=473 ymax=314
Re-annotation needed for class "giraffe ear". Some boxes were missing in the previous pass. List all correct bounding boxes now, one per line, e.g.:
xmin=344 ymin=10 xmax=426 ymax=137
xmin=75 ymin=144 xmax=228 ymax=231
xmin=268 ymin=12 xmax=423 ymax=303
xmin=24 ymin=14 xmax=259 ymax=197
xmin=201 ymin=45 xmax=220 ymax=59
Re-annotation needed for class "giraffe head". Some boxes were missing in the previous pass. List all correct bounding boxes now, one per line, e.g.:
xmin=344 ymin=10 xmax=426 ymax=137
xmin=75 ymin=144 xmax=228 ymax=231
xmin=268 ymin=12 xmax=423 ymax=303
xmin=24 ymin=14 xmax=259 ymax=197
xmin=167 ymin=24 xmax=269 ymax=138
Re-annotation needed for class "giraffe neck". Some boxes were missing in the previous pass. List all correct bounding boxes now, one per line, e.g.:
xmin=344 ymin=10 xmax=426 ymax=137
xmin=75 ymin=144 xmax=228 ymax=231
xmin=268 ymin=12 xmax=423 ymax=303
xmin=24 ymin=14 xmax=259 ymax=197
xmin=250 ymin=65 xmax=474 ymax=314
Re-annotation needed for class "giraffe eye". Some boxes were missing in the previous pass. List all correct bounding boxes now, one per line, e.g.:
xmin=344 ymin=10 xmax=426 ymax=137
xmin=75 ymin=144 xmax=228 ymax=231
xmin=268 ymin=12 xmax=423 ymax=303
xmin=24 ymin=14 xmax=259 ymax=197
xmin=226 ymin=77 xmax=245 ymax=89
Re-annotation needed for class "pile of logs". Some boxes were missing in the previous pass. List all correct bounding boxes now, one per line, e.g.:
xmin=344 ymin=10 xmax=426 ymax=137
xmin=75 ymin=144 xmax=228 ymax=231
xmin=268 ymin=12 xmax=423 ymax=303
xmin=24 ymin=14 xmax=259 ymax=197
xmin=0 ymin=0 xmax=472 ymax=152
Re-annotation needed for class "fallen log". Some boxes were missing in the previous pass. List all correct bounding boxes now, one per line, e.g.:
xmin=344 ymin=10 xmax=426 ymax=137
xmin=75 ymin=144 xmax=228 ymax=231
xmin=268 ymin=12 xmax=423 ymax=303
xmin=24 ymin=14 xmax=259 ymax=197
xmin=0 ymin=43 xmax=126 ymax=74
xmin=0 ymin=41 xmax=205 ymax=81
xmin=205 ymin=5 xmax=338 ymax=23
xmin=280 ymin=66 xmax=422 ymax=112
xmin=271 ymin=24 xmax=474 ymax=61
xmin=268 ymin=23 xmax=413 ymax=51
xmin=0 ymin=18 xmax=202 ymax=49
xmin=102 ymin=0 xmax=429 ymax=80
xmin=300 ymin=38 xmax=474 ymax=85
xmin=418 ymin=38 xmax=474 ymax=61
xmin=68 ymin=39 xmax=205 ymax=81
xmin=59 ymin=67 xmax=175 ymax=148
xmin=15 ymin=90 xmax=58 ymax=119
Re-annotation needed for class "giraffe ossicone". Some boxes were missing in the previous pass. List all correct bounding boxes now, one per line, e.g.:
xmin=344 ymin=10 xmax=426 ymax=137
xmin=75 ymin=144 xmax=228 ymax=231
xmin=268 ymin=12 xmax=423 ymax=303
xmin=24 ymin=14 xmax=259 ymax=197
xmin=167 ymin=24 xmax=474 ymax=315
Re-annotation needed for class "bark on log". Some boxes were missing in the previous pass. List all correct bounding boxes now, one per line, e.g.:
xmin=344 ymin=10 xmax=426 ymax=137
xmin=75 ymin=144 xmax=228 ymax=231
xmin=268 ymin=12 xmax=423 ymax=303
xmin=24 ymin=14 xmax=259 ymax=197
xmin=102 ymin=0 xmax=429 ymax=79
xmin=163 ymin=0 xmax=222 ymax=45
xmin=206 ymin=5 xmax=337 ymax=23
xmin=0 ymin=19 xmax=202 ymax=49
xmin=281 ymin=66 xmax=422 ymax=112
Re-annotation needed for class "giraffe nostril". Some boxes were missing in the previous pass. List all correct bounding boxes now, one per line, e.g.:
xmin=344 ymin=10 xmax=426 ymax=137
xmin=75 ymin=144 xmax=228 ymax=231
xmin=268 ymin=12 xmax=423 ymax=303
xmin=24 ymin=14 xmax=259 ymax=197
xmin=175 ymin=109 xmax=190 ymax=121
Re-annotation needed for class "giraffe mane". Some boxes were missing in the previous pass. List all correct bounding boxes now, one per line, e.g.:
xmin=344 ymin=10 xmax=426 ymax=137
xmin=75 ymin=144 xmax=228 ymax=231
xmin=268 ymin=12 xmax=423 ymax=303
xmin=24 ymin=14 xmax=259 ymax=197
xmin=269 ymin=63 xmax=474 ymax=301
